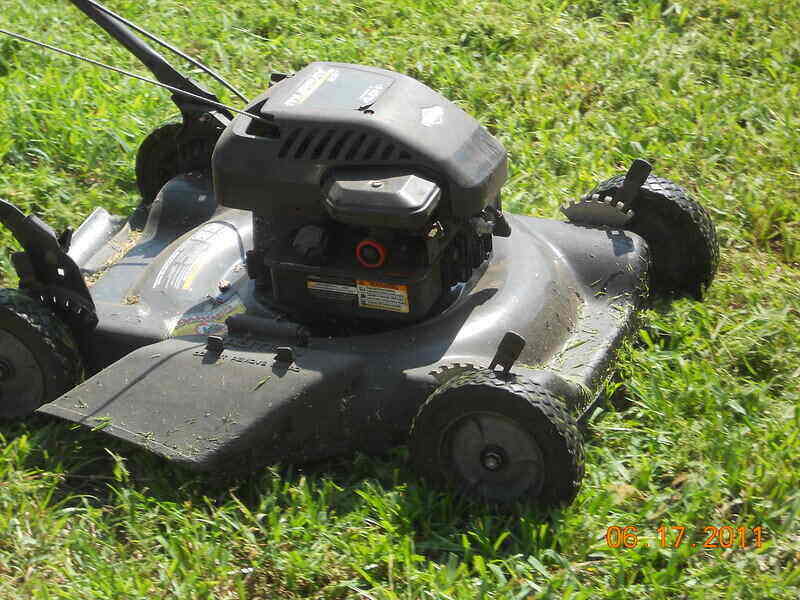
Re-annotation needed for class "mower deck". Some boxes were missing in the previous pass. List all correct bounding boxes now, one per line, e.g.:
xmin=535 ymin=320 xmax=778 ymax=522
xmin=37 ymin=174 xmax=648 ymax=470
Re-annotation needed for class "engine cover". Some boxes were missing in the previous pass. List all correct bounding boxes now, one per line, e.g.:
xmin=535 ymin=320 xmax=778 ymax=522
xmin=212 ymin=62 xmax=507 ymax=219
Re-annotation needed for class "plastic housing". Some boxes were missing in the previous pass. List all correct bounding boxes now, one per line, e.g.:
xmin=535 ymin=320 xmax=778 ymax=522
xmin=212 ymin=62 xmax=507 ymax=219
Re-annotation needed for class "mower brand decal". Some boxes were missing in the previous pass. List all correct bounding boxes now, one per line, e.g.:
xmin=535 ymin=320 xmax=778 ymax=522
xmin=192 ymin=350 xmax=270 ymax=368
xmin=172 ymin=294 xmax=246 ymax=336
xmin=153 ymin=223 xmax=240 ymax=291
xmin=421 ymin=105 xmax=444 ymax=127
xmin=285 ymin=67 xmax=340 ymax=107
xmin=357 ymin=280 xmax=409 ymax=313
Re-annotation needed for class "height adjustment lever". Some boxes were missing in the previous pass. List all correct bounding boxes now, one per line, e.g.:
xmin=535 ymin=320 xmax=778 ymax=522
xmin=616 ymin=158 xmax=652 ymax=211
xmin=489 ymin=331 xmax=526 ymax=374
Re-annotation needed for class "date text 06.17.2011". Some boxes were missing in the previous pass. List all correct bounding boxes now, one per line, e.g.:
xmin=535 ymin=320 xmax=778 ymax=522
xmin=605 ymin=526 xmax=764 ymax=549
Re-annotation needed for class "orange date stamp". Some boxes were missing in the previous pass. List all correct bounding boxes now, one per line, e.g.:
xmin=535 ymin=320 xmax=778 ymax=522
xmin=605 ymin=525 xmax=765 ymax=549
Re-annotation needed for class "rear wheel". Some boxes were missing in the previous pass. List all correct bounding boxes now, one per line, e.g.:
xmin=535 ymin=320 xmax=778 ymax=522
xmin=135 ymin=121 xmax=183 ymax=205
xmin=135 ymin=119 xmax=220 ymax=205
xmin=410 ymin=370 xmax=584 ymax=507
xmin=0 ymin=289 xmax=83 ymax=418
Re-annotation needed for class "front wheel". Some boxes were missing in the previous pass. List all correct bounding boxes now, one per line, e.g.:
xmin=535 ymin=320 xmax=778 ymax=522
xmin=585 ymin=174 xmax=719 ymax=299
xmin=409 ymin=370 xmax=584 ymax=508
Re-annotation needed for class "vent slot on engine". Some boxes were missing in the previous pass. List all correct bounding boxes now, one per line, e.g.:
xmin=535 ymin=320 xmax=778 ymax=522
xmin=328 ymin=131 xmax=353 ymax=160
xmin=278 ymin=128 xmax=302 ymax=158
xmin=276 ymin=128 xmax=415 ymax=162
xmin=294 ymin=130 xmax=319 ymax=159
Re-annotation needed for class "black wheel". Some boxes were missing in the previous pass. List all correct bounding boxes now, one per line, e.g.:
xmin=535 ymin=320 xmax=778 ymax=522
xmin=587 ymin=174 xmax=719 ymax=299
xmin=410 ymin=370 xmax=584 ymax=507
xmin=136 ymin=117 xmax=224 ymax=205
xmin=135 ymin=119 xmax=220 ymax=205
xmin=135 ymin=121 xmax=183 ymax=205
xmin=0 ymin=289 xmax=83 ymax=418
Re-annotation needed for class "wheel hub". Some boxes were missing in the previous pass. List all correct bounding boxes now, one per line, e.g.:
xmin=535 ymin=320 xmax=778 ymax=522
xmin=480 ymin=446 xmax=507 ymax=472
xmin=445 ymin=411 xmax=545 ymax=502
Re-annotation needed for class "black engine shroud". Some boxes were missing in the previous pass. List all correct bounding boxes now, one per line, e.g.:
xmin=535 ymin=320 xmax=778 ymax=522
xmin=212 ymin=62 xmax=508 ymax=323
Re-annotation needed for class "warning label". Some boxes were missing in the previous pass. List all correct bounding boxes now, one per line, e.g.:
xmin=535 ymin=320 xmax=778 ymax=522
xmin=357 ymin=280 xmax=410 ymax=313
xmin=307 ymin=277 xmax=357 ymax=302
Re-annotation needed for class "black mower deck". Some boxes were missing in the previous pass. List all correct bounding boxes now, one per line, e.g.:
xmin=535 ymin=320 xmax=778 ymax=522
xmin=38 ymin=174 xmax=648 ymax=471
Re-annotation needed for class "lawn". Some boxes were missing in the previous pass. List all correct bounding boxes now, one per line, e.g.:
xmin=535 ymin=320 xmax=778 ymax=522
xmin=0 ymin=0 xmax=798 ymax=597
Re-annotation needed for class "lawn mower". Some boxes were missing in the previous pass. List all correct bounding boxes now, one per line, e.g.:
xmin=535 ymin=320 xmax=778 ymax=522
xmin=0 ymin=0 xmax=718 ymax=507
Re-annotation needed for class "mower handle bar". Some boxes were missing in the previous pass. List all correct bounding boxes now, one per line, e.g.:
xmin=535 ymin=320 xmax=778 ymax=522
xmin=68 ymin=0 xmax=237 ymax=115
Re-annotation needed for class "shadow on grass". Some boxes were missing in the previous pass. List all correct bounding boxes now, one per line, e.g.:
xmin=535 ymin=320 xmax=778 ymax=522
xmin=2 ymin=413 xmax=571 ymax=563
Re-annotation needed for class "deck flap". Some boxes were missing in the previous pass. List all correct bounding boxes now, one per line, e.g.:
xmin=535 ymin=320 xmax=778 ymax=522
xmin=38 ymin=337 xmax=365 ymax=470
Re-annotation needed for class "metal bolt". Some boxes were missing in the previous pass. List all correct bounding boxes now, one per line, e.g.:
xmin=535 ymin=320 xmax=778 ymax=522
xmin=482 ymin=450 xmax=504 ymax=472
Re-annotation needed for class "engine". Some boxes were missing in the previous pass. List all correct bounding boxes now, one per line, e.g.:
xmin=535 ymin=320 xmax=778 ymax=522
xmin=212 ymin=62 xmax=509 ymax=325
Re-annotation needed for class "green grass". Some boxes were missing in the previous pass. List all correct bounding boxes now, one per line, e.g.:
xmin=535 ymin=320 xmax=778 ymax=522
xmin=1 ymin=0 xmax=798 ymax=597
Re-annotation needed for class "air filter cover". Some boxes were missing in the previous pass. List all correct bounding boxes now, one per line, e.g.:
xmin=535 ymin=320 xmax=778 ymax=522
xmin=324 ymin=168 xmax=441 ymax=231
